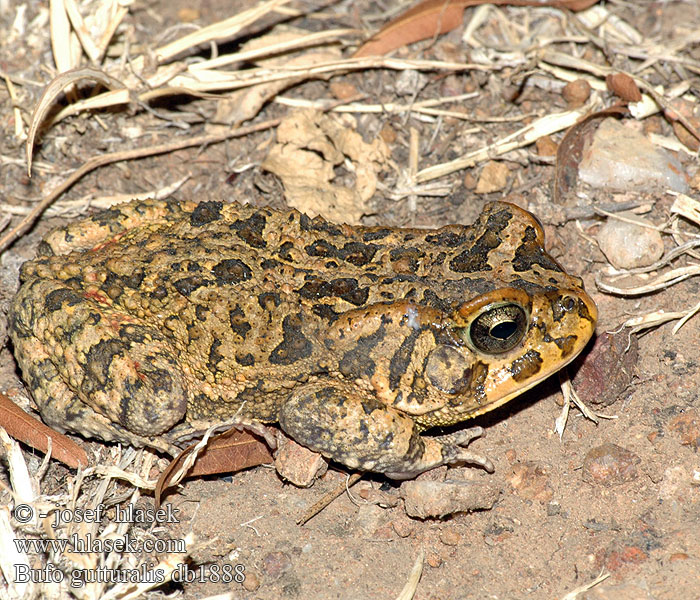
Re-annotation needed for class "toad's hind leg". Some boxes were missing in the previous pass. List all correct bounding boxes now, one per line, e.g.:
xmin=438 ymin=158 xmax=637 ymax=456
xmin=278 ymin=380 xmax=493 ymax=479
xmin=10 ymin=279 xmax=187 ymax=444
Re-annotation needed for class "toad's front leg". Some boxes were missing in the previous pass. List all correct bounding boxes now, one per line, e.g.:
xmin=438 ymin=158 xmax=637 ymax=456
xmin=278 ymin=379 xmax=493 ymax=479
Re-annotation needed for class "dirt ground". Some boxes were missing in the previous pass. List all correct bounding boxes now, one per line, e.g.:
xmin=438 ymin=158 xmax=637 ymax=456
xmin=1 ymin=1 xmax=700 ymax=599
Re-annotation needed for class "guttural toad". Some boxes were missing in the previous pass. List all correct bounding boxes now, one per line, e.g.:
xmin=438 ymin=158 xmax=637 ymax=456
xmin=10 ymin=199 xmax=596 ymax=478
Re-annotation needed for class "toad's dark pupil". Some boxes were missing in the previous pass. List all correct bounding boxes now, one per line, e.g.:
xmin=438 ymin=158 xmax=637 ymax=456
xmin=490 ymin=320 xmax=517 ymax=340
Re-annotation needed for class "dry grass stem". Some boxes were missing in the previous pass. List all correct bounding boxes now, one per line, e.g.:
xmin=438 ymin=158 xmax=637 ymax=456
xmin=188 ymin=28 xmax=357 ymax=71
xmin=671 ymin=299 xmax=700 ymax=334
xmin=50 ymin=0 xmax=78 ymax=74
xmin=416 ymin=97 xmax=601 ymax=183
xmin=297 ymin=473 xmax=362 ymax=526
xmin=3 ymin=75 xmax=25 ymax=139
xmin=275 ymin=92 xmax=484 ymax=122
xmin=396 ymin=550 xmax=424 ymax=600
xmin=154 ymin=0 xmax=292 ymax=64
xmin=556 ymin=375 xmax=614 ymax=439
xmin=560 ymin=571 xmax=610 ymax=600
xmin=596 ymin=264 xmax=700 ymax=296
xmin=624 ymin=311 xmax=687 ymax=331
xmin=670 ymin=192 xmax=700 ymax=228
xmin=63 ymin=0 xmax=102 ymax=63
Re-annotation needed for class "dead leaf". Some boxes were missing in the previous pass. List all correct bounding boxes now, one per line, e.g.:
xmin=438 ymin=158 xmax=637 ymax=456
xmin=354 ymin=0 xmax=600 ymax=58
xmin=0 ymin=392 xmax=89 ymax=468
xmin=155 ymin=427 xmax=273 ymax=506
xmin=26 ymin=66 xmax=127 ymax=176
xmin=553 ymin=105 xmax=628 ymax=203
xmin=261 ymin=110 xmax=390 ymax=223
xmin=667 ymin=99 xmax=700 ymax=152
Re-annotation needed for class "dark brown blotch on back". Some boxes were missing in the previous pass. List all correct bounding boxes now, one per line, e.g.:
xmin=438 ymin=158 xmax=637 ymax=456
xmin=299 ymin=212 xmax=343 ymax=236
xmin=449 ymin=209 xmax=512 ymax=273
xmin=425 ymin=228 xmax=469 ymax=247
xmin=512 ymin=226 xmax=563 ymax=274
xmin=258 ymin=292 xmax=281 ymax=310
xmin=235 ymin=352 xmax=255 ymax=367
xmin=45 ymin=288 xmax=83 ymax=312
xmin=103 ymin=269 xmax=145 ymax=291
xmin=190 ymin=201 xmax=222 ymax=226
xmin=229 ymin=211 xmax=267 ymax=249
xmin=207 ymin=338 xmax=224 ymax=371
xmin=173 ymin=275 xmax=211 ymax=296
xmin=390 ymin=247 xmax=422 ymax=274
xmin=363 ymin=228 xmax=392 ymax=241
xmin=338 ymin=241 xmax=378 ymax=267
xmin=212 ymin=258 xmax=252 ymax=285
xmin=277 ymin=241 xmax=295 ymax=261
xmin=298 ymin=277 xmax=369 ymax=306
xmin=305 ymin=239 xmax=337 ymax=258
xmin=229 ymin=305 xmax=251 ymax=339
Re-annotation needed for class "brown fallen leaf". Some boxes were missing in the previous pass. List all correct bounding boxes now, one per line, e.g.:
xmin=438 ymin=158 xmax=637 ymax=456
xmin=667 ymin=98 xmax=700 ymax=152
xmin=354 ymin=0 xmax=600 ymax=58
xmin=156 ymin=427 xmax=273 ymax=506
xmin=553 ymin=105 xmax=628 ymax=203
xmin=0 ymin=392 xmax=89 ymax=468
xmin=261 ymin=110 xmax=390 ymax=223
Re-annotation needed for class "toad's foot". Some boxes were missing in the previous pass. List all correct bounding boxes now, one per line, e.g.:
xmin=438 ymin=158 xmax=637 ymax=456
xmin=279 ymin=381 xmax=494 ymax=480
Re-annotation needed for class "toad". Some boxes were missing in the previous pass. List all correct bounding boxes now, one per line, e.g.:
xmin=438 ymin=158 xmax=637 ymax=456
xmin=10 ymin=199 xmax=596 ymax=478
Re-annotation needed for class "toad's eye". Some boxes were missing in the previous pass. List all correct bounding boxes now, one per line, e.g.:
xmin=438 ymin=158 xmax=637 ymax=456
xmin=462 ymin=302 xmax=528 ymax=354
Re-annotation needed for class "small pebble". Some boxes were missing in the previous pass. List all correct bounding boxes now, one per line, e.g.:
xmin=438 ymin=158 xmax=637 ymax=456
xmin=241 ymin=569 xmax=261 ymax=591
xmin=571 ymin=331 xmax=638 ymax=407
xmin=400 ymin=480 xmax=500 ymax=519
xmin=475 ymin=161 xmax=510 ymax=194
xmin=274 ymin=433 xmax=327 ymax=487
xmin=354 ymin=504 xmax=385 ymax=536
xmin=426 ymin=551 xmax=443 ymax=568
xmin=507 ymin=462 xmax=553 ymax=502
xmin=535 ymin=135 xmax=558 ymax=157
xmin=562 ymin=79 xmax=591 ymax=106
xmin=394 ymin=69 xmax=428 ymax=96
xmin=261 ymin=551 xmax=292 ymax=580
xmin=658 ymin=465 xmax=687 ymax=501
xmin=439 ymin=530 xmax=461 ymax=546
xmin=668 ymin=409 xmax=700 ymax=449
xmin=546 ymin=501 xmax=561 ymax=516
xmin=379 ymin=123 xmax=397 ymax=144
xmin=329 ymin=81 xmax=359 ymax=101
xmin=582 ymin=443 xmax=640 ymax=486
xmin=177 ymin=8 xmax=200 ymax=21
xmin=579 ymin=118 xmax=688 ymax=193
xmin=596 ymin=212 xmax=664 ymax=269
xmin=391 ymin=516 xmax=415 ymax=538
